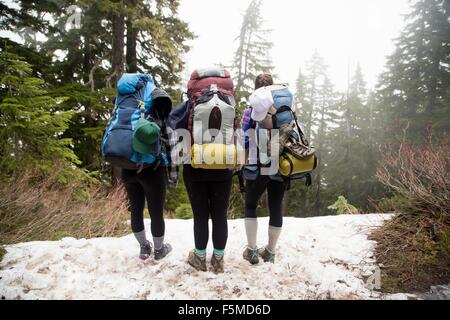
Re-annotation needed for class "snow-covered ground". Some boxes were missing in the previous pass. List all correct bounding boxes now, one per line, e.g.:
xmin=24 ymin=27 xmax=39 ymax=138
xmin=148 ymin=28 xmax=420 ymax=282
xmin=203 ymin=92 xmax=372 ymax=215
xmin=0 ymin=214 xmax=423 ymax=300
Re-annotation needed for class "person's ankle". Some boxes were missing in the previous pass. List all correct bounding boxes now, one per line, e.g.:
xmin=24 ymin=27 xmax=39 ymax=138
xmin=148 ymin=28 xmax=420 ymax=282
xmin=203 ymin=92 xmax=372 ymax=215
xmin=194 ymin=248 xmax=206 ymax=258
xmin=213 ymin=249 xmax=225 ymax=258
xmin=265 ymin=246 xmax=275 ymax=254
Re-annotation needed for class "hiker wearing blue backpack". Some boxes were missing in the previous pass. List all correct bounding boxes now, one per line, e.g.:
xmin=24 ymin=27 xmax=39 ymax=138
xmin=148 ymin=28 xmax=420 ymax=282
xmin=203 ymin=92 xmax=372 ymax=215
xmin=241 ymin=74 xmax=317 ymax=265
xmin=102 ymin=74 xmax=174 ymax=261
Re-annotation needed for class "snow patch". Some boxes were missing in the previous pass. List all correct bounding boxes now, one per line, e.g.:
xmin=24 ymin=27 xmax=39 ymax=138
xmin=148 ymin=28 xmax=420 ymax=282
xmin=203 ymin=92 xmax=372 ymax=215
xmin=0 ymin=214 xmax=415 ymax=300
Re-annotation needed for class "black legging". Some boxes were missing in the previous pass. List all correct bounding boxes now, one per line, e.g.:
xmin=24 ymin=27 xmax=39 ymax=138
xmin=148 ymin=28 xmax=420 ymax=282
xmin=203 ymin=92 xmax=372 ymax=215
xmin=183 ymin=168 xmax=232 ymax=251
xmin=245 ymin=175 xmax=286 ymax=228
xmin=121 ymin=166 xmax=167 ymax=237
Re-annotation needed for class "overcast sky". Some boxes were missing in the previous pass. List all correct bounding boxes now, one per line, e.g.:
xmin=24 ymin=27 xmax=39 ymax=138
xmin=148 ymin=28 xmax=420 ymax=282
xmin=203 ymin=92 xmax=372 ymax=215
xmin=179 ymin=0 xmax=411 ymax=92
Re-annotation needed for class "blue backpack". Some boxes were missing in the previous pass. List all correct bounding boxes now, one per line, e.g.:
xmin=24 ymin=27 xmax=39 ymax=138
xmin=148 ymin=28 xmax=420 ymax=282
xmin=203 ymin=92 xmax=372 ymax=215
xmin=102 ymin=74 xmax=165 ymax=170
xmin=168 ymin=101 xmax=192 ymax=130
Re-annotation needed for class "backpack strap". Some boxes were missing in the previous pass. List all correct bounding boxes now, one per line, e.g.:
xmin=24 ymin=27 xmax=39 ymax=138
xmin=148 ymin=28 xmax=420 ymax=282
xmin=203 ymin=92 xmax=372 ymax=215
xmin=292 ymin=110 xmax=310 ymax=146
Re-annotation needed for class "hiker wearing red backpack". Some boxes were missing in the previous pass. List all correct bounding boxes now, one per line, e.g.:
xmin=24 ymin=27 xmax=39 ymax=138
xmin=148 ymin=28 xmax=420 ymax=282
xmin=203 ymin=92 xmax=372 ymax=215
xmin=168 ymin=68 xmax=237 ymax=273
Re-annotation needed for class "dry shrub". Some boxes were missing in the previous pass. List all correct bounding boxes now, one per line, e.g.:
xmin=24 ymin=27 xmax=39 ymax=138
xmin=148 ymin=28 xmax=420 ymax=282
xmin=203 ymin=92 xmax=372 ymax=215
xmin=370 ymin=133 xmax=450 ymax=293
xmin=0 ymin=168 xmax=129 ymax=244
xmin=376 ymin=135 xmax=449 ymax=219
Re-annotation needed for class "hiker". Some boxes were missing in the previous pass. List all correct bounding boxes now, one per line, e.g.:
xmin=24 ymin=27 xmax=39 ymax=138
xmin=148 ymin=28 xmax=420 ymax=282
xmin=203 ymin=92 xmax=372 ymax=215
xmin=241 ymin=74 xmax=309 ymax=265
xmin=169 ymin=68 xmax=236 ymax=273
xmin=102 ymin=74 xmax=173 ymax=261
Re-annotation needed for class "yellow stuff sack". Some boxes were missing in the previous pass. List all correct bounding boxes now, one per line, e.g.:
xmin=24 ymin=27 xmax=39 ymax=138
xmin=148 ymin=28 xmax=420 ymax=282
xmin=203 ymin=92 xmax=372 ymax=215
xmin=279 ymin=153 xmax=318 ymax=177
xmin=191 ymin=144 xmax=237 ymax=170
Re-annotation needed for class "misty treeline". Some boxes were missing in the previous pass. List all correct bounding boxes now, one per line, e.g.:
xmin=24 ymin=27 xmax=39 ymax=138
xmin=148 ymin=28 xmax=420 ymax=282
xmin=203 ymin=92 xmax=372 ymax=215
xmin=0 ymin=0 xmax=449 ymax=222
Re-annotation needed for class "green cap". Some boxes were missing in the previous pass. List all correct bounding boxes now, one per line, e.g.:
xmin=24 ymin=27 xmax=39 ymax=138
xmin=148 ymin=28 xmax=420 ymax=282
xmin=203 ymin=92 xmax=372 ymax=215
xmin=133 ymin=118 xmax=161 ymax=155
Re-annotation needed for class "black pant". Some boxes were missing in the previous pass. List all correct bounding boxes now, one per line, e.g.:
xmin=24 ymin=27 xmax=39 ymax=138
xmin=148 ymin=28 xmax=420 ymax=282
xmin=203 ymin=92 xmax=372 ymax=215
xmin=183 ymin=167 xmax=232 ymax=251
xmin=245 ymin=176 xmax=286 ymax=228
xmin=121 ymin=166 xmax=167 ymax=237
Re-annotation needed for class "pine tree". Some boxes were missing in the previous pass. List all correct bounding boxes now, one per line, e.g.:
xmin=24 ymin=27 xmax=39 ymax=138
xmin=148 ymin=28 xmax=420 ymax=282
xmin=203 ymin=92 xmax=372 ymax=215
xmin=0 ymin=49 xmax=79 ymax=179
xmin=290 ymin=51 xmax=338 ymax=216
xmin=344 ymin=63 xmax=366 ymax=199
xmin=294 ymin=67 xmax=307 ymax=114
xmin=0 ymin=1 xmax=57 ymax=35
xmin=298 ymin=50 xmax=327 ymax=137
xmin=107 ymin=1 xmax=126 ymax=88
xmin=313 ymin=75 xmax=339 ymax=214
xmin=377 ymin=0 xmax=450 ymax=141
xmin=128 ymin=0 xmax=195 ymax=87
xmin=232 ymin=0 xmax=274 ymax=107
xmin=326 ymin=64 xmax=381 ymax=210
xmin=3 ymin=0 xmax=194 ymax=173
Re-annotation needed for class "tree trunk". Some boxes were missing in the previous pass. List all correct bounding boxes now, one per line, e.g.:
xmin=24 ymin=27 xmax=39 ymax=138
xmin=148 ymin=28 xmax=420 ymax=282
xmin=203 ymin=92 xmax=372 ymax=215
xmin=343 ymin=108 xmax=351 ymax=199
xmin=313 ymin=99 xmax=327 ymax=215
xmin=126 ymin=21 xmax=138 ymax=73
xmin=82 ymin=32 xmax=92 ymax=85
xmin=109 ymin=10 xmax=125 ymax=183
xmin=126 ymin=0 xmax=138 ymax=73
xmin=235 ymin=29 xmax=246 ymax=97
xmin=306 ymin=82 xmax=315 ymax=136
xmin=109 ymin=12 xmax=125 ymax=87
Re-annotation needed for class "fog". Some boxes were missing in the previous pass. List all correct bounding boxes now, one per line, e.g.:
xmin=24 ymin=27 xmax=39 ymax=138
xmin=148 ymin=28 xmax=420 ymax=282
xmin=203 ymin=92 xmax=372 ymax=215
xmin=180 ymin=0 xmax=411 ymax=90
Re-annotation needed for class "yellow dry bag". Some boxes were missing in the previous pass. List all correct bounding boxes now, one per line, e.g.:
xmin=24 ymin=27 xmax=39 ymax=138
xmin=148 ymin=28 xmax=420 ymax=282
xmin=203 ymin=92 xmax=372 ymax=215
xmin=191 ymin=144 xmax=237 ymax=170
xmin=279 ymin=153 xmax=318 ymax=177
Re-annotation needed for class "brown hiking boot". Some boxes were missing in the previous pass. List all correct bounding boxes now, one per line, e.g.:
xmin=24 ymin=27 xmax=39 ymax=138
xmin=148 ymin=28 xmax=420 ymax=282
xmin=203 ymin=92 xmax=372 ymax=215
xmin=258 ymin=247 xmax=275 ymax=263
xmin=243 ymin=247 xmax=259 ymax=265
xmin=285 ymin=138 xmax=315 ymax=159
xmin=211 ymin=254 xmax=224 ymax=274
xmin=187 ymin=250 xmax=207 ymax=272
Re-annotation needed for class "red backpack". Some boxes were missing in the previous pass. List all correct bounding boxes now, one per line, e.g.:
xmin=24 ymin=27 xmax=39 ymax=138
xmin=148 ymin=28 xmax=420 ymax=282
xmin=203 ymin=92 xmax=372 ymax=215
xmin=187 ymin=68 xmax=234 ymax=104
xmin=186 ymin=68 xmax=237 ymax=169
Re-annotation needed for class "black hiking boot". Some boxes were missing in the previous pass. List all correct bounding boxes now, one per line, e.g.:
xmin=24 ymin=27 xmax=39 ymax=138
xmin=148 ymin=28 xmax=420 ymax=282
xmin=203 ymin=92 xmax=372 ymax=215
xmin=154 ymin=243 xmax=172 ymax=261
xmin=139 ymin=241 xmax=153 ymax=261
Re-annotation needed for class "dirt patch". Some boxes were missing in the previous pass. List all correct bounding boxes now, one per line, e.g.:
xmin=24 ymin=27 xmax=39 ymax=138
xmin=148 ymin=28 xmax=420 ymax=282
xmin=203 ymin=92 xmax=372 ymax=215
xmin=370 ymin=213 xmax=450 ymax=293
xmin=0 ymin=247 xmax=5 ymax=263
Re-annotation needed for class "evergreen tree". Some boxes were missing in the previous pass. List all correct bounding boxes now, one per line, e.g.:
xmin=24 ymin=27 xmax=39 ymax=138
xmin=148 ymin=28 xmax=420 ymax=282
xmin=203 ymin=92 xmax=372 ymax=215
xmin=0 ymin=0 xmax=58 ymax=35
xmin=0 ymin=49 xmax=79 ymax=179
xmin=312 ymin=75 xmax=339 ymax=214
xmin=2 ymin=0 xmax=194 ymax=173
xmin=294 ymin=67 xmax=307 ymax=114
xmin=6 ymin=0 xmax=194 ymax=89
xmin=298 ymin=50 xmax=327 ymax=137
xmin=290 ymin=51 xmax=337 ymax=216
xmin=232 ymin=0 xmax=274 ymax=107
xmin=326 ymin=64 xmax=381 ymax=210
xmin=125 ymin=0 xmax=195 ymax=87
xmin=377 ymin=0 xmax=450 ymax=141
